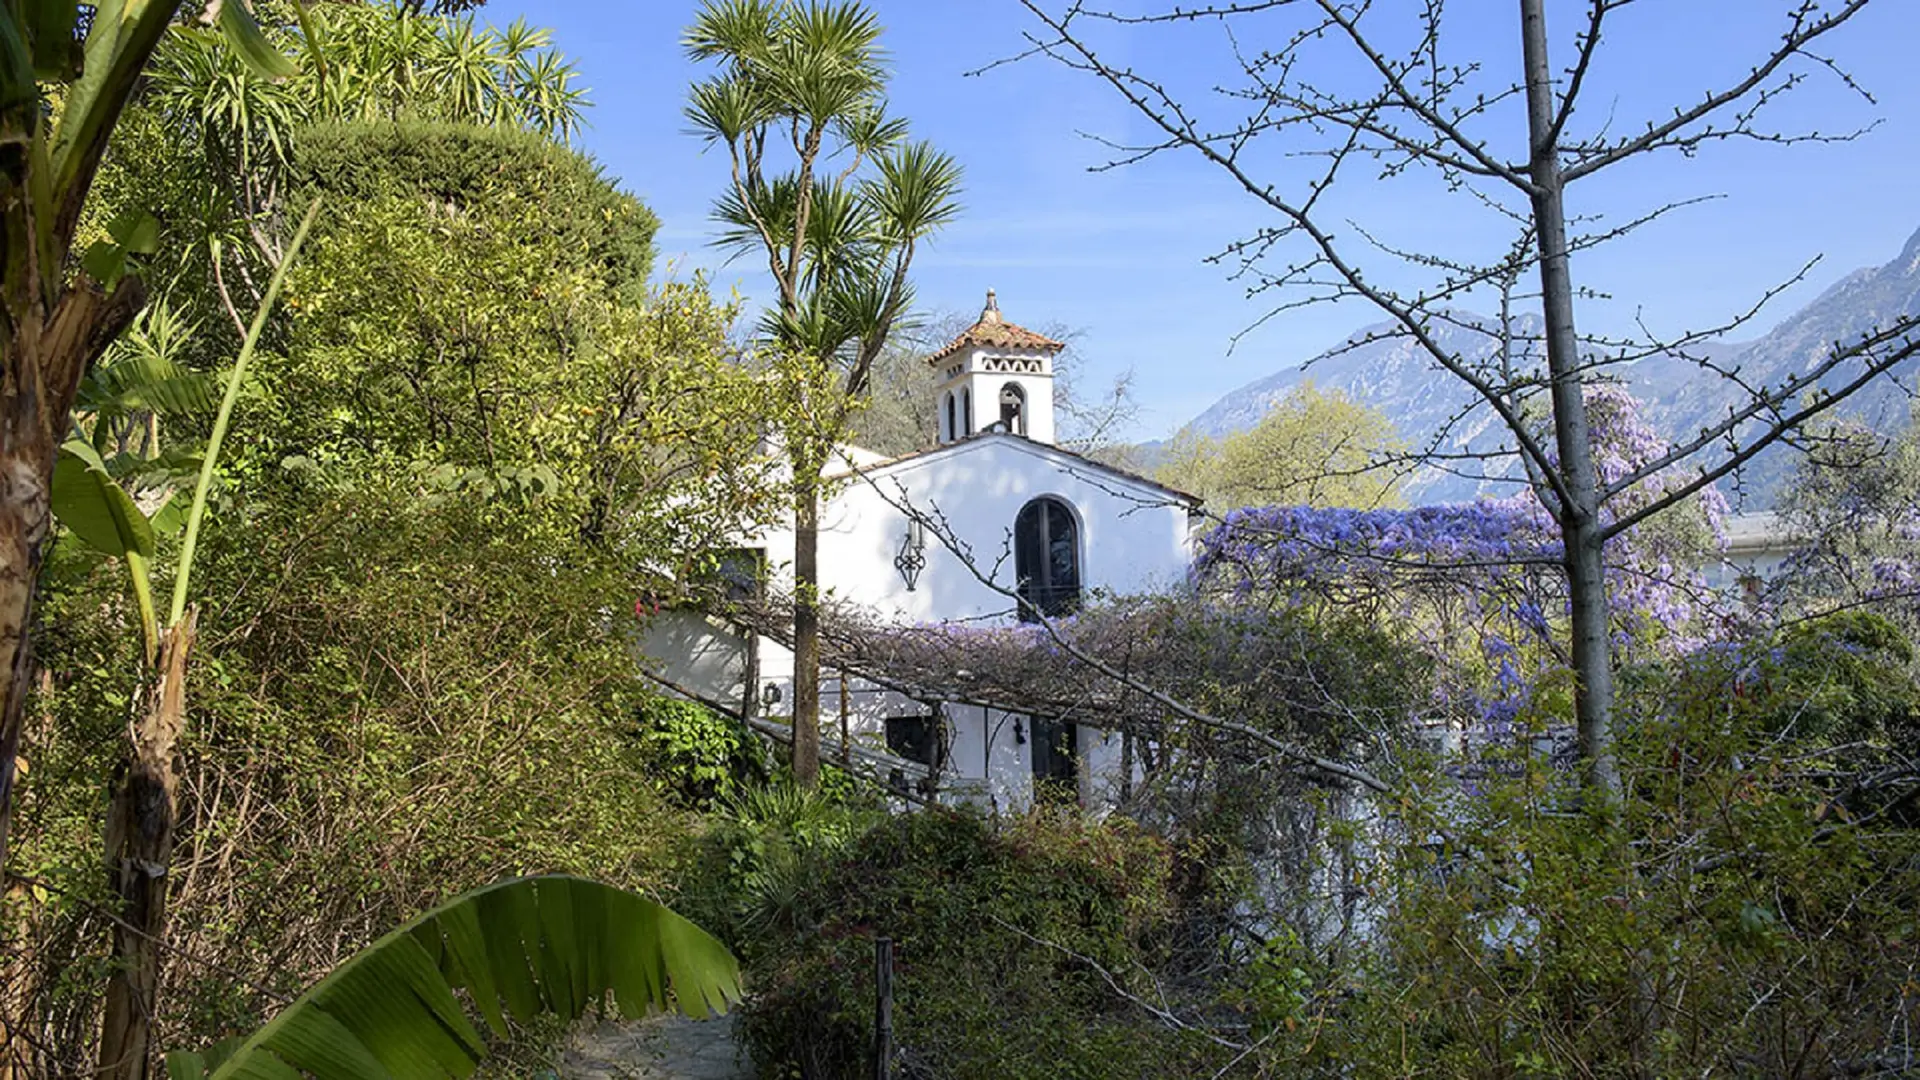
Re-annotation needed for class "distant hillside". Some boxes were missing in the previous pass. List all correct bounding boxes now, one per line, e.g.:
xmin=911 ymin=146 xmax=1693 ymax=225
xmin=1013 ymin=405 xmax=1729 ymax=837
xmin=1176 ymin=226 xmax=1920 ymax=505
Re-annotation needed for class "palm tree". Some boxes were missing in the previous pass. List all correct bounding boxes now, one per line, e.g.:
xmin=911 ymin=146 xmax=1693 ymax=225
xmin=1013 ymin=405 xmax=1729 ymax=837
xmin=685 ymin=0 xmax=961 ymax=787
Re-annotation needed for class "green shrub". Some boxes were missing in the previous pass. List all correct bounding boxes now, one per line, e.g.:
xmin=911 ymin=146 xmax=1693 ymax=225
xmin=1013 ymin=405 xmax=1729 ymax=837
xmin=636 ymin=696 xmax=767 ymax=809
xmin=674 ymin=779 xmax=883 ymax=961
xmin=1245 ymin=624 xmax=1920 ymax=1078
xmin=290 ymin=120 xmax=659 ymax=304
xmin=734 ymin=808 xmax=1226 ymax=1079
xmin=13 ymin=480 xmax=704 ymax=1056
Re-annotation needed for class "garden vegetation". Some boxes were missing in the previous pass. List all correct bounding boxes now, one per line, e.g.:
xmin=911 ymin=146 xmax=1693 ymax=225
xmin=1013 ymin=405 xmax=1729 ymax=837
xmin=1 ymin=2 xmax=1917 ymax=1079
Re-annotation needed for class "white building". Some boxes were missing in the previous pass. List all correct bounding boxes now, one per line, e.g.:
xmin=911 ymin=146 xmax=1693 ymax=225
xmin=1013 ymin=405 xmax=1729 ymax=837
xmin=1703 ymin=511 xmax=1799 ymax=599
xmin=638 ymin=292 xmax=1199 ymax=811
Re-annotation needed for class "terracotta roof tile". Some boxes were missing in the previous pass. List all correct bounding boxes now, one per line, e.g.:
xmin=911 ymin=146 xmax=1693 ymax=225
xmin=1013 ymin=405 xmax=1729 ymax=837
xmin=928 ymin=289 xmax=1066 ymax=363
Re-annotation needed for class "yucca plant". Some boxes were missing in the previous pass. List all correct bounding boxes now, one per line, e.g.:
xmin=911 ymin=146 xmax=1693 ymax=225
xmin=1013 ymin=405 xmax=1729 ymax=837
xmin=151 ymin=4 xmax=588 ymax=173
xmin=163 ymin=875 xmax=743 ymax=1080
xmin=684 ymin=0 xmax=961 ymax=789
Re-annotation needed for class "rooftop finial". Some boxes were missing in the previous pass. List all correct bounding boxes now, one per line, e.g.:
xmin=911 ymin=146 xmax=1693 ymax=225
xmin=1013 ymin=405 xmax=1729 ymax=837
xmin=981 ymin=288 xmax=1001 ymax=324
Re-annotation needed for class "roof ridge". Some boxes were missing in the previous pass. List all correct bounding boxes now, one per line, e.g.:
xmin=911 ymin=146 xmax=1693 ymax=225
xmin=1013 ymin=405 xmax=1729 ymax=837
xmin=826 ymin=430 xmax=1202 ymax=506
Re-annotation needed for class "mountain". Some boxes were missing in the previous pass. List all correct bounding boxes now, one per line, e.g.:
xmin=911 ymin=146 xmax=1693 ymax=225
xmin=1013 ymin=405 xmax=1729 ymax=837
xmin=1182 ymin=314 xmax=1543 ymax=502
xmin=1633 ymin=226 xmax=1920 ymax=497
xmin=1178 ymin=226 xmax=1920 ymax=505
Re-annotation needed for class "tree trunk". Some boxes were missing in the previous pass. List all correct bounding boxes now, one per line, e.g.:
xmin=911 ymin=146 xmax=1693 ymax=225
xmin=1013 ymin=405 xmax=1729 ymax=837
xmin=791 ymin=467 xmax=822 ymax=788
xmin=0 ymin=363 xmax=56 ymax=886
xmin=97 ymin=612 xmax=196 ymax=1080
xmin=1 ymin=669 xmax=55 ymax=1080
xmin=1518 ymin=0 xmax=1621 ymax=805
xmin=3 ymin=285 xmax=145 ymax=868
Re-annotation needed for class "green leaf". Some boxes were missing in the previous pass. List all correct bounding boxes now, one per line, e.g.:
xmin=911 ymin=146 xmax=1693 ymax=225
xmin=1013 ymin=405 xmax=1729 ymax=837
xmin=52 ymin=0 xmax=176 ymax=209
xmin=51 ymin=440 xmax=155 ymax=558
xmin=532 ymin=877 xmax=581 ymax=1020
xmin=421 ymin=901 xmax=504 ymax=1039
xmin=172 ymin=196 xmax=322 ymax=625
xmin=79 ymin=208 xmax=162 ymax=288
xmin=25 ymin=0 xmax=81 ymax=80
xmin=0 ymin=8 xmax=38 ymax=109
xmin=217 ymin=0 xmax=295 ymax=80
xmin=165 ymin=1052 xmax=209 ymax=1080
xmin=80 ymin=239 xmax=128 ymax=288
xmin=165 ymin=875 xmax=741 ymax=1080
xmin=82 ymin=355 xmax=223 ymax=420
xmin=475 ymin=877 xmax=543 ymax=1024
xmin=245 ymin=1010 xmax=391 ymax=1080
xmin=106 ymin=206 xmax=160 ymax=253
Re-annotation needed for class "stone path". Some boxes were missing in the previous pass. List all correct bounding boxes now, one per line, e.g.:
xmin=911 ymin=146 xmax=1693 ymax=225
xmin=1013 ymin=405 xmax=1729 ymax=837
xmin=558 ymin=1011 xmax=753 ymax=1080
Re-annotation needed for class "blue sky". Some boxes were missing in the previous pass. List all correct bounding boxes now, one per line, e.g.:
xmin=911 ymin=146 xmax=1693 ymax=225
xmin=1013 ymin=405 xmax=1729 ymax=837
xmin=487 ymin=1 xmax=1920 ymax=439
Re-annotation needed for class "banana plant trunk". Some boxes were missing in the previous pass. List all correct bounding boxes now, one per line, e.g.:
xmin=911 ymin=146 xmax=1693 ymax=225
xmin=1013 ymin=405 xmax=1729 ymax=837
xmin=96 ymin=611 xmax=197 ymax=1080
xmin=0 ymin=432 xmax=51 ymax=888
xmin=1 ymin=279 xmax=147 ymax=881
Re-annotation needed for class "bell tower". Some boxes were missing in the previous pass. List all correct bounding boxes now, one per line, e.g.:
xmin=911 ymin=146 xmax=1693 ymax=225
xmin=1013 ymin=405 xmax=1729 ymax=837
xmin=928 ymin=290 xmax=1065 ymax=445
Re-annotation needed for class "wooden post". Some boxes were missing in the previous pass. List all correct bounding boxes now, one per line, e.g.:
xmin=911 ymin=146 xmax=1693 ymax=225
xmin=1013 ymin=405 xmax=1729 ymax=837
xmin=873 ymin=937 xmax=894 ymax=1080
xmin=839 ymin=668 xmax=851 ymax=768
xmin=741 ymin=628 xmax=760 ymax=723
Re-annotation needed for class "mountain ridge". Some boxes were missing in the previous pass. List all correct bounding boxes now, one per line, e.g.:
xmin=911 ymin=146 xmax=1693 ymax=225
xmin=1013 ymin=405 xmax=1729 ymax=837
xmin=1175 ymin=225 xmax=1920 ymax=505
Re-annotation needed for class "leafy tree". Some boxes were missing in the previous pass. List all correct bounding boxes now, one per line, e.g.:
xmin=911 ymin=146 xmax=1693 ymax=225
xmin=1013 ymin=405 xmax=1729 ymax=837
xmin=132 ymin=1 xmax=588 ymax=335
xmin=272 ymin=120 xmax=771 ymax=564
xmin=12 ymin=12 xmax=638 ymax=1067
xmin=1158 ymin=382 xmax=1405 ymax=510
xmin=841 ymin=332 xmax=937 ymax=457
xmin=10 ymin=18 xmax=776 ymax=1072
xmin=6 ymin=0 xmax=592 ymax=943
xmin=1775 ymin=416 xmax=1920 ymax=632
xmin=684 ymin=0 xmax=962 ymax=787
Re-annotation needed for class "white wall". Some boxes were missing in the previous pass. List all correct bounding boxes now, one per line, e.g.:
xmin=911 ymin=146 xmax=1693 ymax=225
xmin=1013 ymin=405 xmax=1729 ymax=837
xmin=815 ymin=434 xmax=1192 ymax=622
xmin=933 ymin=345 xmax=1059 ymax=445
xmin=634 ymin=610 xmax=749 ymax=708
xmin=639 ymin=432 xmax=1191 ymax=813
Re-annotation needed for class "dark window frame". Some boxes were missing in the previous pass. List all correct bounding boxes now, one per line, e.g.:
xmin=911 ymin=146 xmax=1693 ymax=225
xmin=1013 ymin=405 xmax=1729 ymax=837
xmin=1015 ymin=497 xmax=1081 ymax=621
xmin=1030 ymin=715 xmax=1079 ymax=805
xmin=884 ymin=713 xmax=945 ymax=770
xmin=715 ymin=547 xmax=766 ymax=604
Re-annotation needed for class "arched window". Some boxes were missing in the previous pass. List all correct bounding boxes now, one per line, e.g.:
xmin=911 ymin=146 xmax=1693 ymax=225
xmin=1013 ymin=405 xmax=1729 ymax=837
xmin=1014 ymin=497 xmax=1080 ymax=621
xmin=999 ymin=383 xmax=1026 ymax=435
xmin=961 ymin=387 xmax=973 ymax=435
xmin=943 ymin=390 xmax=956 ymax=442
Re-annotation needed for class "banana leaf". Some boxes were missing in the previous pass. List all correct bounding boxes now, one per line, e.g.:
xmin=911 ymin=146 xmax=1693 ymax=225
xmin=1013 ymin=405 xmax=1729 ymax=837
xmin=51 ymin=438 xmax=154 ymax=558
xmin=165 ymin=875 xmax=743 ymax=1080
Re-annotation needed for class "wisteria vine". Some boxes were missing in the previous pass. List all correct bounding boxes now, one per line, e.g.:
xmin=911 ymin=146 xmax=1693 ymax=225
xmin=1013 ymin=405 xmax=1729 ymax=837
xmin=1192 ymin=385 xmax=1734 ymax=741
